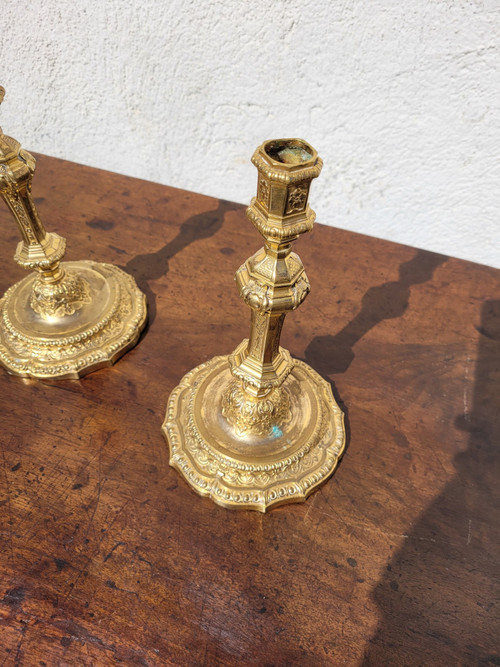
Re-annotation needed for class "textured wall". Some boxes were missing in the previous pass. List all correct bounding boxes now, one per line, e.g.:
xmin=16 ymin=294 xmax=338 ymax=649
xmin=1 ymin=0 xmax=499 ymax=267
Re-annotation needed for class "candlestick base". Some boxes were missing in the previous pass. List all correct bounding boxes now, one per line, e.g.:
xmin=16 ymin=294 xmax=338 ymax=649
xmin=0 ymin=260 xmax=147 ymax=379
xmin=162 ymin=355 xmax=345 ymax=512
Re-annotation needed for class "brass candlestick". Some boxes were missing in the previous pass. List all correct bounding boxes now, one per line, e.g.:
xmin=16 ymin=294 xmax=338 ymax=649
xmin=0 ymin=87 xmax=147 ymax=379
xmin=163 ymin=138 xmax=346 ymax=512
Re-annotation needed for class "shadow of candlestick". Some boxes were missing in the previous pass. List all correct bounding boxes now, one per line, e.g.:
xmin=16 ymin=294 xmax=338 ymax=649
xmin=305 ymin=249 xmax=447 ymax=377
xmin=123 ymin=198 xmax=242 ymax=329
xmin=362 ymin=300 xmax=500 ymax=665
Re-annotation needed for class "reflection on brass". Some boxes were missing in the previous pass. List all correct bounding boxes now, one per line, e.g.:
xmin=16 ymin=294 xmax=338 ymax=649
xmin=0 ymin=87 xmax=147 ymax=379
xmin=163 ymin=138 xmax=346 ymax=512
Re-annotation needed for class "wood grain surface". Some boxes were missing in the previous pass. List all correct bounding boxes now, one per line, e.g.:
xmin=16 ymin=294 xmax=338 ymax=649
xmin=0 ymin=154 xmax=498 ymax=666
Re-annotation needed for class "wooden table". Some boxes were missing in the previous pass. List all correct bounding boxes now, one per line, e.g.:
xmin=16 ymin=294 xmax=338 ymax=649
xmin=0 ymin=155 xmax=498 ymax=666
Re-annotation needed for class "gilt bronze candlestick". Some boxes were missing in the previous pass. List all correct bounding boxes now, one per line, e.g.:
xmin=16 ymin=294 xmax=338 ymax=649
xmin=0 ymin=87 xmax=147 ymax=379
xmin=163 ymin=138 xmax=345 ymax=512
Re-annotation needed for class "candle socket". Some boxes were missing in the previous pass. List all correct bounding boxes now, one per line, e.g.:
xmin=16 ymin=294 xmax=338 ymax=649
xmin=0 ymin=88 xmax=147 ymax=379
xmin=163 ymin=139 xmax=345 ymax=512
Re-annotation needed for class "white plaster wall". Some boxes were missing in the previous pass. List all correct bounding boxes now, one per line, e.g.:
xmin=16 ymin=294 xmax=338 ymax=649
xmin=1 ymin=0 xmax=499 ymax=268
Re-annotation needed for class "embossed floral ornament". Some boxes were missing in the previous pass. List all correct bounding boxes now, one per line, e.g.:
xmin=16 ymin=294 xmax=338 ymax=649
xmin=221 ymin=381 xmax=291 ymax=437
xmin=286 ymin=185 xmax=307 ymax=213
xmin=30 ymin=271 xmax=91 ymax=319
xmin=258 ymin=177 xmax=270 ymax=205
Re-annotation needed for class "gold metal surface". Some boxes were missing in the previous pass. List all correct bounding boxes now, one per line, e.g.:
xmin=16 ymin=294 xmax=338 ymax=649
xmin=163 ymin=138 xmax=346 ymax=512
xmin=0 ymin=87 xmax=147 ymax=379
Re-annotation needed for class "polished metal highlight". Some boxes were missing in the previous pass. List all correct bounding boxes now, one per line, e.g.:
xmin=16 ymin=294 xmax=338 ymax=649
xmin=163 ymin=138 xmax=346 ymax=511
xmin=0 ymin=87 xmax=147 ymax=379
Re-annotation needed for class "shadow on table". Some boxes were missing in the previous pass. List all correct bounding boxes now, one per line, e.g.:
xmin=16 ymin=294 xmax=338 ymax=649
xmin=361 ymin=300 xmax=500 ymax=665
xmin=304 ymin=248 xmax=447 ymax=376
xmin=302 ymin=248 xmax=447 ymax=464
xmin=122 ymin=198 xmax=242 ymax=330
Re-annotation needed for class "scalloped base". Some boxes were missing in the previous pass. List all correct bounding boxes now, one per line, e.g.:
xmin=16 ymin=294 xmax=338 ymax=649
xmin=0 ymin=260 xmax=147 ymax=379
xmin=162 ymin=355 xmax=346 ymax=512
